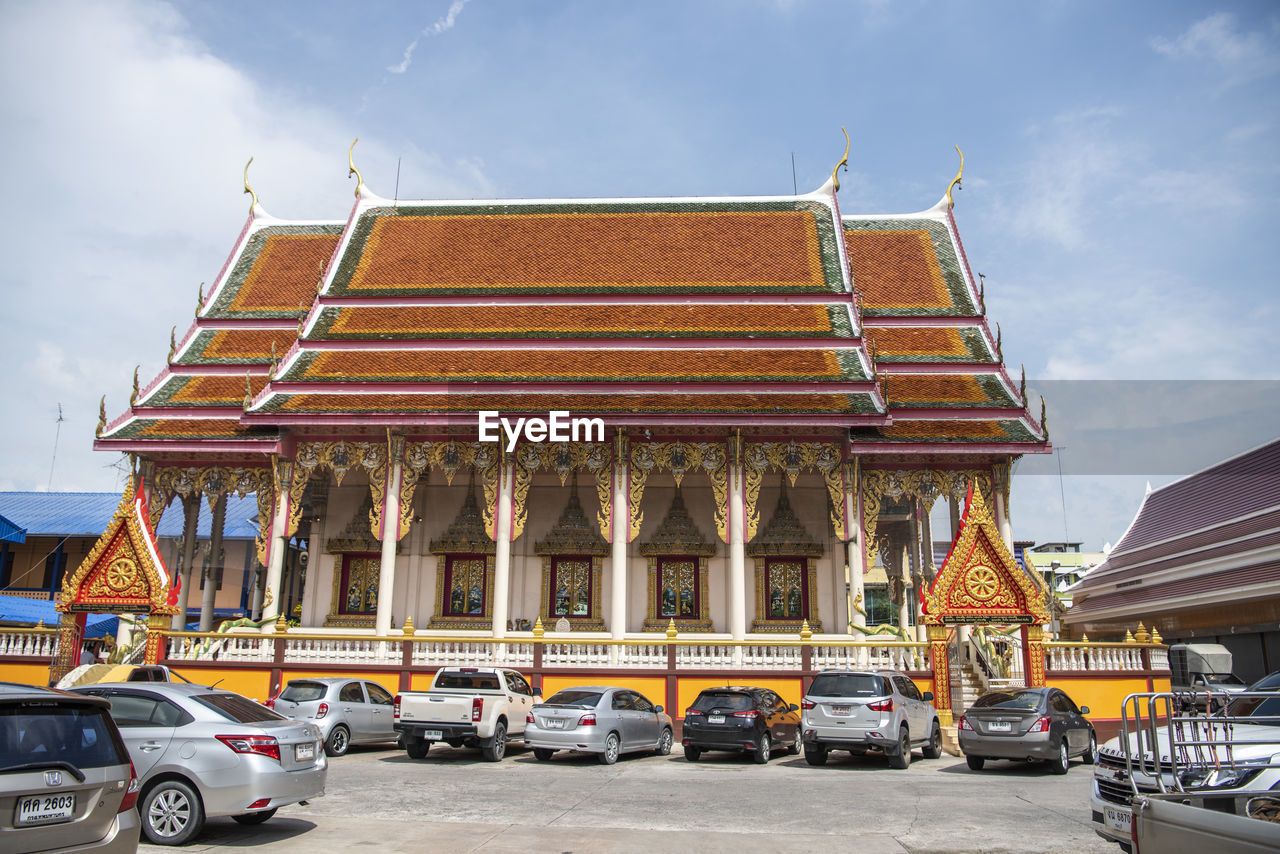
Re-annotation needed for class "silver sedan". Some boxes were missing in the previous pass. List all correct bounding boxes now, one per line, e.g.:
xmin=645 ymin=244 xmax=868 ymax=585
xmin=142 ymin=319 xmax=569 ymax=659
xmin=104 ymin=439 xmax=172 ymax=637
xmin=269 ymin=677 xmax=398 ymax=756
xmin=525 ymin=686 xmax=673 ymax=765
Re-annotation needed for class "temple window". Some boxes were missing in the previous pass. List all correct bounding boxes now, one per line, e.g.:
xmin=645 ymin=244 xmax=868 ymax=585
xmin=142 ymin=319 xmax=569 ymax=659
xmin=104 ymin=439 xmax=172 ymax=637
xmin=749 ymin=484 xmax=823 ymax=633
xmin=641 ymin=488 xmax=714 ymax=632
xmin=429 ymin=481 xmax=496 ymax=631
xmin=337 ymin=555 xmax=379 ymax=615
xmin=324 ymin=490 xmax=393 ymax=629
xmin=549 ymin=556 xmax=593 ymax=617
xmin=535 ymin=479 xmax=607 ymax=631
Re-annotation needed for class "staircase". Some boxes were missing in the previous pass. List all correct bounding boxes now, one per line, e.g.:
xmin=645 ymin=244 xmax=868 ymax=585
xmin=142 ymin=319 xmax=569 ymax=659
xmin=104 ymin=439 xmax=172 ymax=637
xmin=955 ymin=663 xmax=985 ymax=712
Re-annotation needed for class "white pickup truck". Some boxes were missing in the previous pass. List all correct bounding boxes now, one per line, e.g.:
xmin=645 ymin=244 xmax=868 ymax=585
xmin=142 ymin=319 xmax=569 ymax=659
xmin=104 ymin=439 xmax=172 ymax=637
xmin=393 ymin=667 xmax=540 ymax=761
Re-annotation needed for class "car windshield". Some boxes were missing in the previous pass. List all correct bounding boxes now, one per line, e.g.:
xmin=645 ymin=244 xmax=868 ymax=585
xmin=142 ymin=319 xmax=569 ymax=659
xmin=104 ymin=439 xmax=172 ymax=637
xmin=0 ymin=703 xmax=129 ymax=770
xmin=1227 ymin=694 xmax=1280 ymax=725
xmin=434 ymin=673 xmax=501 ymax=690
xmin=542 ymin=690 xmax=602 ymax=708
xmin=972 ymin=691 xmax=1044 ymax=711
xmin=691 ymin=692 xmax=754 ymax=712
xmin=1249 ymin=672 xmax=1280 ymax=691
xmin=193 ymin=693 xmax=285 ymax=722
xmin=280 ymin=682 xmax=326 ymax=702
xmin=807 ymin=674 xmax=886 ymax=698
xmin=1204 ymin=674 xmax=1247 ymax=687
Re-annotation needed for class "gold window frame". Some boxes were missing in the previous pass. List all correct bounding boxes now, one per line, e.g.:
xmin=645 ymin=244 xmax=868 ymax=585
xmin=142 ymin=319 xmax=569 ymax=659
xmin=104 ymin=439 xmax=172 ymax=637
xmin=539 ymin=554 xmax=605 ymax=632
xmin=751 ymin=556 xmax=822 ymax=633
xmin=429 ymin=553 xmax=497 ymax=630
xmin=643 ymin=555 xmax=712 ymax=632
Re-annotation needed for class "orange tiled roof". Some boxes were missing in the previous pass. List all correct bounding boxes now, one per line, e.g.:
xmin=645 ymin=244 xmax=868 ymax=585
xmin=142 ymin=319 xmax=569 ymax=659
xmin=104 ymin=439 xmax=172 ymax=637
xmin=885 ymin=373 xmax=1015 ymax=408
xmin=203 ymin=226 xmax=341 ymax=319
xmin=122 ymin=419 xmax=262 ymax=439
xmin=282 ymin=348 xmax=868 ymax=384
xmin=313 ymin=303 xmax=854 ymax=340
xmin=177 ymin=329 xmax=299 ymax=364
xmin=863 ymin=326 xmax=993 ymax=363
xmin=852 ymin=419 xmax=1039 ymax=443
xmin=843 ymin=219 xmax=978 ymax=316
xmin=147 ymin=375 xmax=269 ymax=407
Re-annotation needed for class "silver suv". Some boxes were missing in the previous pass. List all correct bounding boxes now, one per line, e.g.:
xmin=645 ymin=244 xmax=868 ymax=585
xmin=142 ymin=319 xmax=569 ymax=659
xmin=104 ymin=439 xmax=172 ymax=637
xmin=1 ymin=682 xmax=140 ymax=854
xmin=801 ymin=669 xmax=942 ymax=769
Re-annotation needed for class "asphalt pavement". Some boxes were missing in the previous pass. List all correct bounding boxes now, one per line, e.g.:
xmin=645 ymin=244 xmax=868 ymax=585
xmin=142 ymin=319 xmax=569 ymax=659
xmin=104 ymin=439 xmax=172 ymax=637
xmin=140 ymin=742 xmax=1117 ymax=853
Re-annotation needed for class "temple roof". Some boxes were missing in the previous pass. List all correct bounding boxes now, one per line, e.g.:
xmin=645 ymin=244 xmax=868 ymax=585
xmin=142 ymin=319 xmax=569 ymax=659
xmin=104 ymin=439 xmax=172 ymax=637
xmin=96 ymin=163 xmax=1047 ymax=458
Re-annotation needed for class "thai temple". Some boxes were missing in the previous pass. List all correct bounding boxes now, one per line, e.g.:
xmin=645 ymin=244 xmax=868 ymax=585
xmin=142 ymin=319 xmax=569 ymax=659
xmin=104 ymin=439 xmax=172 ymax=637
xmin=87 ymin=139 xmax=1049 ymax=648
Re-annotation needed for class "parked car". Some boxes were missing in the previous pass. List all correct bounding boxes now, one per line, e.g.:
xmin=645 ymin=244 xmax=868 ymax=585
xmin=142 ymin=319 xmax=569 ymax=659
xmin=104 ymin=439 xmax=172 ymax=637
xmin=1 ymin=682 xmax=140 ymax=854
xmin=681 ymin=686 xmax=801 ymax=764
xmin=71 ymin=682 xmax=326 ymax=845
xmin=269 ymin=678 xmax=398 ymax=756
xmin=394 ymin=667 xmax=539 ymax=761
xmin=959 ymin=686 xmax=1095 ymax=774
xmin=525 ymin=686 xmax=673 ymax=765
xmin=800 ymin=669 xmax=941 ymax=769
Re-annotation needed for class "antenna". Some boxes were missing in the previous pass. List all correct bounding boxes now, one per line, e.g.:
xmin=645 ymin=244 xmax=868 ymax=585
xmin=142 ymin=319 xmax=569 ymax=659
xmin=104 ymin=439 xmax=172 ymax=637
xmin=1055 ymin=444 xmax=1070 ymax=545
xmin=47 ymin=403 xmax=65 ymax=490
xmin=791 ymin=152 xmax=797 ymax=195
xmin=394 ymin=156 xmax=402 ymax=204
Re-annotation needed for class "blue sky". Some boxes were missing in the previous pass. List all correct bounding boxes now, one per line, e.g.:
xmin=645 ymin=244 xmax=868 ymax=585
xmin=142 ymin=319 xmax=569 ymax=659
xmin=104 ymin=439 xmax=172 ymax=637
xmin=1 ymin=0 xmax=1276 ymax=550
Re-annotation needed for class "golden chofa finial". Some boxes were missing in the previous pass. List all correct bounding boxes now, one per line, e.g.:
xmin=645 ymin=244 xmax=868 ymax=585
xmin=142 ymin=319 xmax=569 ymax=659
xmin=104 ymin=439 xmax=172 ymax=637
xmin=945 ymin=145 xmax=964 ymax=208
xmin=348 ymin=138 xmax=365 ymax=198
xmin=167 ymin=326 xmax=177 ymax=363
xmin=96 ymin=396 xmax=106 ymax=438
xmin=243 ymin=371 xmax=253 ymax=409
xmin=195 ymin=282 xmax=205 ymax=317
xmin=1040 ymin=395 xmax=1050 ymax=440
xmin=243 ymin=157 xmax=258 ymax=214
xmin=831 ymin=127 xmax=850 ymax=192
xmin=129 ymin=366 xmax=140 ymax=406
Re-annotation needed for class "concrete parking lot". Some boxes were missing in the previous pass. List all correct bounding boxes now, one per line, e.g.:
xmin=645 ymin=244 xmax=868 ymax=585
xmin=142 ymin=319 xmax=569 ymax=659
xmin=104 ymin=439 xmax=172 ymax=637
xmin=141 ymin=743 xmax=1116 ymax=853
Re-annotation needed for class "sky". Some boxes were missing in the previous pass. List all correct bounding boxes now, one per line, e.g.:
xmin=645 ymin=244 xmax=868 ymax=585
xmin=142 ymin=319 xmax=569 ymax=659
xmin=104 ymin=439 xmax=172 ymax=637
xmin=0 ymin=0 xmax=1277 ymax=551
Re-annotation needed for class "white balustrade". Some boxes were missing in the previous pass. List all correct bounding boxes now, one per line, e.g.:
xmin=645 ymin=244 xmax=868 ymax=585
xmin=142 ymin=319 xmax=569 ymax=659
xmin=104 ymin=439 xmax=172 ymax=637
xmin=0 ymin=629 xmax=58 ymax=658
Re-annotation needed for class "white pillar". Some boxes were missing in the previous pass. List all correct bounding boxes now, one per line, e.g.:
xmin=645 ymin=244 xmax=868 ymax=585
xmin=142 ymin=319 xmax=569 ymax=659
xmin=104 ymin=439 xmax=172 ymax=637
xmin=171 ymin=496 xmax=200 ymax=630
xmin=376 ymin=458 xmax=402 ymax=637
xmin=994 ymin=491 xmax=1014 ymax=551
xmin=898 ymin=543 xmax=912 ymax=634
xmin=728 ymin=461 xmax=747 ymax=641
xmin=845 ymin=471 xmax=866 ymax=635
xmin=491 ymin=462 xmax=515 ymax=638
xmin=610 ymin=461 xmax=628 ymax=639
xmin=261 ymin=488 xmax=290 ymax=627
xmin=198 ymin=494 xmax=227 ymax=632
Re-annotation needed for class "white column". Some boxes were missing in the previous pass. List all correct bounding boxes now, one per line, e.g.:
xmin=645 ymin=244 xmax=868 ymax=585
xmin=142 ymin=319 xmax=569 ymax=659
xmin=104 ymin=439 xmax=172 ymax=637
xmin=994 ymin=491 xmax=1014 ymax=551
xmin=171 ymin=496 xmax=200 ymax=630
xmin=610 ymin=460 xmax=628 ymax=639
xmin=728 ymin=461 xmax=747 ymax=641
xmin=491 ymin=462 xmax=515 ymax=638
xmin=375 ymin=458 xmax=402 ymax=637
xmin=898 ymin=543 xmax=912 ymax=634
xmin=845 ymin=469 xmax=866 ymax=635
xmin=198 ymin=494 xmax=227 ymax=632
xmin=261 ymin=488 xmax=290 ymax=627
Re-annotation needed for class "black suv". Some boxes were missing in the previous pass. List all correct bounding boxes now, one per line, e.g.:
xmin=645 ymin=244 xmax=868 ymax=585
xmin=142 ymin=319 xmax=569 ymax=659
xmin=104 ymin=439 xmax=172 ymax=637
xmin=681 ymin=686 xmax=801 ymax=764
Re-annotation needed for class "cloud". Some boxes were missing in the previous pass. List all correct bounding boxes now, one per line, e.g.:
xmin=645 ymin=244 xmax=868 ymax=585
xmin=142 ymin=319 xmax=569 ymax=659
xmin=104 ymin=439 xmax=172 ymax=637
xmin=0 ymin=0 xmax=491 ymax=492
xmin=1151 ymin=12 xmax=1280 ymax=82
xmin=388 ymin=0 xmax=473 ymax=75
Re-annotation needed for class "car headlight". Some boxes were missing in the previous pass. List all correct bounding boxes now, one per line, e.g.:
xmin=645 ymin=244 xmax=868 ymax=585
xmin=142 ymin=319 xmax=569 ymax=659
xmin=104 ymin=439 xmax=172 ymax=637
xmin=1179 ymin=757 xmax=1274 ymax=790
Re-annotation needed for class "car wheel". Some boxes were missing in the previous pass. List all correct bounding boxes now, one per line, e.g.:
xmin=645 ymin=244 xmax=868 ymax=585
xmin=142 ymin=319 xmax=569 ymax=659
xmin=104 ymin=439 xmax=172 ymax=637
xmin=923 ymin=721 xmax=943 ymax=759
xmin=966 ymin=754 xmax=985 ymax=771
xmin=1082 ymin=731 xmax=1097 ymax=765
xmin=141 ymin=779 xmax=205 ymax=846
xmin=804 ymin=745 xmax=828 ymax=766
xmin=787 ymin=728 xmax=801 ymax=755
xmin=888 ymin=727 xmax=911 ymax=769
xmin=325 ymin=724 xmax=350 ymax=757
xmin=533 ymin=748 xmax=555 ymax=761
xmin=1050 ymin=738 xmax=1069 ymax=775
xmin=232 ymin=808 xmax=278 ymax=825
xmin=684 ymin=745 xmax=702 ymax=761
xmin=752 ymin=733 xmax=771 ymax=764
xmin=598 ymin=732 xmax=621 ymax=765
xmin=656 ymin=728 xmax=673 ymax=756
xmin=482 ymin=721 xmax=507 ymax=761
xmin=405 ymin=737 xmax=430 ymax=759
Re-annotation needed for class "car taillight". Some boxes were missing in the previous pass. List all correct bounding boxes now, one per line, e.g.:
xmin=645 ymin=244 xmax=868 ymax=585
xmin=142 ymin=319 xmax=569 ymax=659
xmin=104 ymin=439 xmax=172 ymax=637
xmin=685 ymin=709 xmax=703 ymax=717
xmin=868 ymin=698 xmax=894 ymax=712
xmin=958 ymin=715 xmax=973 ymax=731
xmin=264 ymin=696 xmax=276 ymax=709
xmin=1027 ymin=716 xmax=1052 ymax=733
xmin=315 ymin=702 xmax=329 ymax=719
xmin=732 ymin=710 xmax=760 ymax=719
xmin=526 ymin=712 xmax=535 ymax=724
xmin=117 ymin=762 xmax=139 ymax=813
xmin=578 ymin=713 xmax=597 ymax=726
xmin=394 ymin=695 xmax=401 ymax=720
xmin=215 ymin=734 xmax=281 ymax=762
xmin=801 ymin=699 xmax=815 ymax=710
xmin=472 ymin=697 xmax=483 ymax=722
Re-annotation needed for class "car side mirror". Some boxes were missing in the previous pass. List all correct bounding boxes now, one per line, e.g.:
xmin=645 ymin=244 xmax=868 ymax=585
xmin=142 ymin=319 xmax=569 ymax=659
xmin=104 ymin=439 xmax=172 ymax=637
xmin=922 ymin=692 xmax=934 ymax=702
xmin=1080 ymin=706 xmax=1090 ymax=715
xmin=655 ymin=705 xmax=664 ymax=714
xmin=789 ymin=703 xmax=799 ymax=712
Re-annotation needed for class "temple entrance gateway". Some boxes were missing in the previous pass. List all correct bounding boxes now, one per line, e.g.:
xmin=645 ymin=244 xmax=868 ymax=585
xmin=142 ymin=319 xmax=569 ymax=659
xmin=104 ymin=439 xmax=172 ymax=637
xmin=922 ymin=486 xmax=1051 ymax=725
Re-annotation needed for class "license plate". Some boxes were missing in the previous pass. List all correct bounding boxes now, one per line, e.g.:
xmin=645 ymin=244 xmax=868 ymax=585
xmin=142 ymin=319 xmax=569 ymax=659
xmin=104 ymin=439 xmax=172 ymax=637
xmin=425 ymin=730 xmax=443 ymax=740
xmin=296 ymin=742 xmax=315 ymax=761
xmin=988 ymin=721 xmax=1012 ymax=732
xmin=1103 ymin=806 xmax=1132 ymax=834
xmin=16 ymin=793 xmax=75 ymax=826
xmin=831 ymin=704 xmax=851 ymax=716
xmin=546 ymin=718 xmax=565 ymax=729
xmin=707 ymin=714 xmax=725 ymax=724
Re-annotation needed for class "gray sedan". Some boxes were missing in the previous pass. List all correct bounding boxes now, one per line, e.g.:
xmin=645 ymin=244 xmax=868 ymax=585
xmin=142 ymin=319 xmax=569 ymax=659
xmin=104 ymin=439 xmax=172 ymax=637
xmin=958 ymin=686 xmax=1095 ymax=774
xmin=524 ymin=686 xmax=674 ymax=765
xmin=72 ymin=682 xmax=326 ymax=845
xmin=269 ymin=678 xmax=398 ymax=756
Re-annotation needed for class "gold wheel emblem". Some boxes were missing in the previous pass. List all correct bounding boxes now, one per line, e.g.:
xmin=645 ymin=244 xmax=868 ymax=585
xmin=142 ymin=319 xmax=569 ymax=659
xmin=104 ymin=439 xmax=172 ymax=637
xmin=965 ymin=565 xmax=1000 ymax=601
xmin=106 ymin=558 xmax=139 ymax=592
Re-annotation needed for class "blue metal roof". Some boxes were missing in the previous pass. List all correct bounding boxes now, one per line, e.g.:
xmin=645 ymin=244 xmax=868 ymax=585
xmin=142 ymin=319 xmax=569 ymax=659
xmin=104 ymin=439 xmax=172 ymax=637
xmin=0 ymin=593 xmax=117 ymax=637
xmin=0 ymin=512 xmax=25 ymax=543
xmin=0 ymin=492 xmax=259 ymax=540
